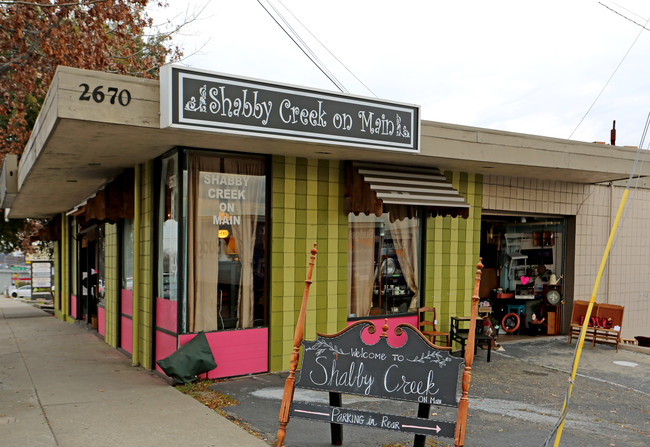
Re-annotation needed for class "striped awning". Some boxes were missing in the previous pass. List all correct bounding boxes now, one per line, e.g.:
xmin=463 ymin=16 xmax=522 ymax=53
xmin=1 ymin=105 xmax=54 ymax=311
xmin=345 ymin=162 xmax=470 ymax=219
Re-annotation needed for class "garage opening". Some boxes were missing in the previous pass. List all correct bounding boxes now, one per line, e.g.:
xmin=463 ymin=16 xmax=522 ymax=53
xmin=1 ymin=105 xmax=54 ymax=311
xmin=480 ymin=214 xmax=566 ymax=338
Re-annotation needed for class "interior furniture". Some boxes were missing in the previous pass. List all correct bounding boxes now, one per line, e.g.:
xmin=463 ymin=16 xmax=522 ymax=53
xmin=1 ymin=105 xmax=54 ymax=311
xmin=417 ymin=306 xmax=450 ymax=347
xmin=450 ymin=316 xmax=492 ymax=362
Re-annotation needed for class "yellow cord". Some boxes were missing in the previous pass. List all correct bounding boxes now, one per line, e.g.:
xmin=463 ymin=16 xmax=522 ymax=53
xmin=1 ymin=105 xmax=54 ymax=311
xmin=552 ymin=189 xmax=629 ymax=446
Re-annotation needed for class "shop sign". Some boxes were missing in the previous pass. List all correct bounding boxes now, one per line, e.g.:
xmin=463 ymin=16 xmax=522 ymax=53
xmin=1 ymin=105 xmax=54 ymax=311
xmin=31 ymin=261 xmax=52 ymax=288
xmin=160 ymin=65 xmax=420 ymax=152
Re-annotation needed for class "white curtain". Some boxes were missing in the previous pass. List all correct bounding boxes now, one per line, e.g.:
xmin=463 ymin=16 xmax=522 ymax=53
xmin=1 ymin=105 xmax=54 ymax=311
xmin=188 ymin=155 xmax=221 ymax=332
xmin=348 ymin=218 xmax=376 ymax=317
xmin=388 ymin=217 xmax=419 ymax=311
xmin=225 ymin=158 xmax=264 ymax=329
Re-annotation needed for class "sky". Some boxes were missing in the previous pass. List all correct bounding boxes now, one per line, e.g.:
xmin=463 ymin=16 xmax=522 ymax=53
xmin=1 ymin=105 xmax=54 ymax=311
xmin=148 ymin=0 xmax=650 ymax=148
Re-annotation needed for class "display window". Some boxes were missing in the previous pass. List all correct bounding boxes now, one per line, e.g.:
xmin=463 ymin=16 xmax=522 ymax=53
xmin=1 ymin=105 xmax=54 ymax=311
xmin=348 ymin=211 xmax=421 ymax=317
xmin=157 ymin=154 xmax=179 ymax=301
xmin=121 ymin=218 xmax=134 ymax=291
xmin=184 ymin=152 xmax=267 ymax=332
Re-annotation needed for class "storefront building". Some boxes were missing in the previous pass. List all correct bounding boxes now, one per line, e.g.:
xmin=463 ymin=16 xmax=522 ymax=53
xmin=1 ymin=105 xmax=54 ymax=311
xmin=4 ymin=65 xmax=649 ymax=379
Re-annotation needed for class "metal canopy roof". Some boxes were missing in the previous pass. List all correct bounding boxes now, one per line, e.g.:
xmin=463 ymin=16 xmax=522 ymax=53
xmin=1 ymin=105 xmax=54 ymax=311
xmin=354 ymin=162 xmax=470 ymax=209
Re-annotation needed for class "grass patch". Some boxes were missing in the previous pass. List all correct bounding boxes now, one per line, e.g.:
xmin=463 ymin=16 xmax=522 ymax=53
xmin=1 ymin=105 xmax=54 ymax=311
xmin=175 ymin=379 xmax=237 ymax=413
xmin=175 ymin=379 xmax=268 ymax=443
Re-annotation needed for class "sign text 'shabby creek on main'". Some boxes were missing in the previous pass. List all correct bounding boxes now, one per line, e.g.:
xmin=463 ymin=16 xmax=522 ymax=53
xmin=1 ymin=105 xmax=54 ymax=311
xmin=161 ymin=65 xmax=420 ymax=152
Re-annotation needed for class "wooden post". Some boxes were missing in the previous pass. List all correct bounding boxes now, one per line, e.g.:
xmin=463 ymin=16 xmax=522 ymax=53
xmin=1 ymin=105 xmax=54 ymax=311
xmin=413 ymin=402 xmax=431 ymax=447
xmin=329 ymin=391 xmax=343 ymax=445
xmin=454 ymin=258 xmax=483 ymax=447
xmin=276 ymin=244 xmax=318 ymax=447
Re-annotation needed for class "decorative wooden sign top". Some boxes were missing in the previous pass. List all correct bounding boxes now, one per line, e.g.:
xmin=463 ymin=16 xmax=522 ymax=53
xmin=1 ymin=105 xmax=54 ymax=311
xmin=296 ymin=321 xmax=463 ymax=406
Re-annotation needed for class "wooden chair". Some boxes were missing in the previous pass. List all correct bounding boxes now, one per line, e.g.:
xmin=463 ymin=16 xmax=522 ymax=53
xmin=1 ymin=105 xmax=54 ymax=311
xmin=418 ymin=306 xmax=450 ymax=347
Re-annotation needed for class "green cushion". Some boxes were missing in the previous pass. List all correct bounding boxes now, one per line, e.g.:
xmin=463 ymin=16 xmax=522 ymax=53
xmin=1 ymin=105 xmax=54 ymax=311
xmin=156 ymin=331 xmax=217 ymax=384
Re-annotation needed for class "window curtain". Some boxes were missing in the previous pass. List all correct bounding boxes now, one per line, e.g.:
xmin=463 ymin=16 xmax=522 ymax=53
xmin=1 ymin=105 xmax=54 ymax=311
xmin=187 ymin=156 xmax=222 ymax=332
xmin=224 ymin=158 xmax=264 ymax=329
xmin=388 ymin=217 xmax=419 ymax=311
xmin=348 ymin=218 xmax=376 ymax=317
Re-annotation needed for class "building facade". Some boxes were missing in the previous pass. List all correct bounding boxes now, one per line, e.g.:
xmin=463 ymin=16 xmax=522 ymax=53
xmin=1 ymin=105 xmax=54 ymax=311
xmin=4 ymin=65 xmax=649 ymax=379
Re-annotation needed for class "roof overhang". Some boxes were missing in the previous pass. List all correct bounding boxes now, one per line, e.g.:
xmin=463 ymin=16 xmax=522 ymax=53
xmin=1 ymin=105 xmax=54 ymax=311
xmin=7 ymin=66 xmax=649 ymax=219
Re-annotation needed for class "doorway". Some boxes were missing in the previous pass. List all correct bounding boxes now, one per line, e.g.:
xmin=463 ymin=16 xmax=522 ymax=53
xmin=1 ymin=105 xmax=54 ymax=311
xmin=77 ymin=226 xmax=99 ymax=329
xmin=480 ymin=214 xmax=566 ymax=338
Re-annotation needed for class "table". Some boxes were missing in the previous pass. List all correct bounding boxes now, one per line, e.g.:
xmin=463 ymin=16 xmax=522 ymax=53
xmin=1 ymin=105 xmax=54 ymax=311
xmin=450 ymin=316 xmax=492 ymax=362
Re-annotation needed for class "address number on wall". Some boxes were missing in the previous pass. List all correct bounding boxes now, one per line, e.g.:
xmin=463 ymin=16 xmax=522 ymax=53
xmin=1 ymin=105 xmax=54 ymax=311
xmin=79 ymin=84 xmax=131 ymax=106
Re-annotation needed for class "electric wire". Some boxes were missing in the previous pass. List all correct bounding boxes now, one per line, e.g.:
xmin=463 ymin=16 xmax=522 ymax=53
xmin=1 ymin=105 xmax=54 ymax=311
xmin=569 ymin=7 xmax=650 ymax=139
xmin=256 ymin=0 xmax=349 ymax=93
xmin=276 ymin=0 xmax=378 ymax=97
xmin=264 ymin=0 xmax=347 ymax=92
xmin=601 ymin=2 xmax=650 ymax=32
xmin=541 ymin=111 xmax=650 ymax=447
xmin=612 ymin=1 xmax=647 ymax=21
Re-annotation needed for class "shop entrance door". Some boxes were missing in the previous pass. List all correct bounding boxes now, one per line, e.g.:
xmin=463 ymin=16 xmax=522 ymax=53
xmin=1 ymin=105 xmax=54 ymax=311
xmin=78 ymin=228 xmax=98 ymax=328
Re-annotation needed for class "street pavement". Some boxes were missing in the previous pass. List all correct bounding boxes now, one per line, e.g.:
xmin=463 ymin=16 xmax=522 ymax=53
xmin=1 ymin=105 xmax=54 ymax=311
xmin=2 ymin=293 xmax=648 ymax=446
xmin=0 ymin=296 xmax=268 ymax=447
xmin=211 ymin=335 xmax=650 ymax=447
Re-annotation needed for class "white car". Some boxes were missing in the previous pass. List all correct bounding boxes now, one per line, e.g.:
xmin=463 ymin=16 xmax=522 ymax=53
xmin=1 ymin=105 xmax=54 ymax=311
xmin=10 ymin=285 xmax=32 ymax=298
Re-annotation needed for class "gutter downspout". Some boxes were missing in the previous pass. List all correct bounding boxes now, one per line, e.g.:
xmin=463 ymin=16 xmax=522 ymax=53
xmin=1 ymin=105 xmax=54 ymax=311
xmin=132 ymin=165 xmax=141 ymax=366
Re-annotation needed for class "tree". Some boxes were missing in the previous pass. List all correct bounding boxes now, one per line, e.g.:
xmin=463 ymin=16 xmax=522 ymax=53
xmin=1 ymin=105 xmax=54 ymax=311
xmin=0 ymin=0 xmax=182 ymax=253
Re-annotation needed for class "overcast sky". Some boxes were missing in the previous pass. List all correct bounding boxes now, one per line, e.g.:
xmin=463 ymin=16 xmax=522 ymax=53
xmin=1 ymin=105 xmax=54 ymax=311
xmin=149 ymin=0 xmax=650 ymax=148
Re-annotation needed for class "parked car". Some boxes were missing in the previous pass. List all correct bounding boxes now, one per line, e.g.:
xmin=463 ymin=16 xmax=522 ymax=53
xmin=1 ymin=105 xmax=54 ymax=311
xmin=10 ymin=285 xmax=32 ymax=298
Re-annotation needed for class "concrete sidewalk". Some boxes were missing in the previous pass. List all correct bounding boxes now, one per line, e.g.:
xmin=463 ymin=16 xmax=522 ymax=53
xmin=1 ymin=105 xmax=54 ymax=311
xmin=0 ymin=296 xmax=268 ymax=447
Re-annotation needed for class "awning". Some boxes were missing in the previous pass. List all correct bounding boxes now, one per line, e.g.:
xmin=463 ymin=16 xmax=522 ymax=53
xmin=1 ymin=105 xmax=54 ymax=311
xmin=31 ymin=215 xmax=62 ymax=242
xmin=345 ymin=162 xmax=470 ymax=219
xmin=78 ymin=169 xmax=134 ymax=229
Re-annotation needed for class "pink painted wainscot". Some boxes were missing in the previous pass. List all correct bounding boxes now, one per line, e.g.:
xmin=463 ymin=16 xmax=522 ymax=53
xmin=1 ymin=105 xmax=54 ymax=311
xmin=176 ymin=328 xmax=269 ymax=379
xmin=346 ymin=314 xmax=418 ymax=347
xmin=154 ymin=297 xmax=178 ymax=375
xmin=98 ymin=307 xmax=105 ymax=336
xmin=70 ymin=295 xmax=77 ymax=319
xmin=120 ymin=290 xmax=133 ymax=354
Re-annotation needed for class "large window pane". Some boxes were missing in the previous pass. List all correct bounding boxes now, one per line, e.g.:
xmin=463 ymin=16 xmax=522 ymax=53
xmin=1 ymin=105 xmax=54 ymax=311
xmin=348 ymin=212 xmax=420 ymax=317
xmin=121 ymin=219 xmax=134 ymax=290
xmin=158 ymin=155 xmax=179 ymax=301
xmin=186 ymin=153 xmax=266 ymax=332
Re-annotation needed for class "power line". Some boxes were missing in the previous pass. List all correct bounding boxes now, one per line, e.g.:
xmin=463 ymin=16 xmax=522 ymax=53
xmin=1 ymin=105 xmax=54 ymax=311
xmin=569 ymin=4 xmax=650 ymax=139
xmin=601 ymin=2 xmax=650 ymax=32
xmin=256 ymin=0 xmax=349 ymax=93
xmin=276 ymin=0 xmax=377 ymax=97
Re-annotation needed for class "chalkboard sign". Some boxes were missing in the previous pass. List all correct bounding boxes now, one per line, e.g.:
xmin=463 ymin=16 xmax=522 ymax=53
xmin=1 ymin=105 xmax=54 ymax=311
xmin=296 ymin=320 xmax=463 ymax=405
xmin=290 ymin=320 xmax=463 ymax=442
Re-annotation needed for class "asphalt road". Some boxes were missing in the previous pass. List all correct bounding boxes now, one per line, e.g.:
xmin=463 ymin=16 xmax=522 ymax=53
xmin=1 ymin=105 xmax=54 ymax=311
xmin=211 ymin=336 xmax=649 ymax=447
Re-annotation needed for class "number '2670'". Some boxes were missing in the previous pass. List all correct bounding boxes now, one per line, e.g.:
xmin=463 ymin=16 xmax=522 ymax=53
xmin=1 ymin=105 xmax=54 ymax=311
xmin=79 ymin=83 xmax=131 ymax=106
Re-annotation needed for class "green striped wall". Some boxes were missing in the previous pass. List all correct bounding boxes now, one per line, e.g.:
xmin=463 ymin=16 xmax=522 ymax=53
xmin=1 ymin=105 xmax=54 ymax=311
xmin=138 ymin=161 xmax=155 ymax=369
xmin=269 ymin=156 xmax=348 ymax=372
xmin=104 ymin=223 xmax=119 ymax=347
xmin=52 ymin=238 xmax=61 ymax=315
xmin=424 ymin=172 xmax=483 ymax=338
